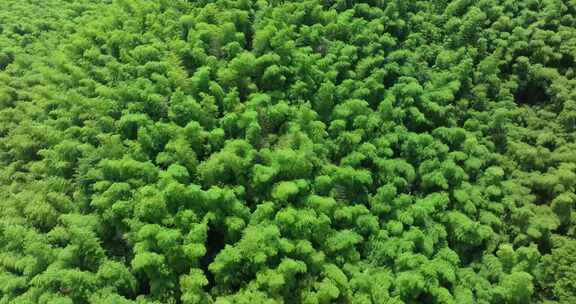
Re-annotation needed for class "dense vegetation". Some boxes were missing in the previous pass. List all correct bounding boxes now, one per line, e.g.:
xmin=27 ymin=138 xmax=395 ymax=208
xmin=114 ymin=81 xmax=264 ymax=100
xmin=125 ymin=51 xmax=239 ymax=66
xmin=1 ymin=0 xmax=576 ymax=303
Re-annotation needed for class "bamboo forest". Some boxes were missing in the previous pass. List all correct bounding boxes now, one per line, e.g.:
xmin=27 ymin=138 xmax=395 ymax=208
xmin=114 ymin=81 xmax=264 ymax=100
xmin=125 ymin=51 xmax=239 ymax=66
xmin=1 ymin=0 xmax=576 ymax=303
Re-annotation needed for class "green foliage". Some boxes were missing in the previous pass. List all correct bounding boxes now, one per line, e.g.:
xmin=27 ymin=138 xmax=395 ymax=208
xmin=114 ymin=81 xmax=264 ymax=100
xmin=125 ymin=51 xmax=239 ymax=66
xmin=1 ymin=0 xmax=576 ymax=303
